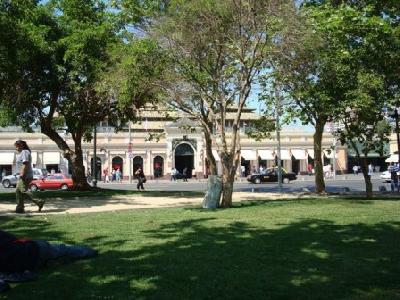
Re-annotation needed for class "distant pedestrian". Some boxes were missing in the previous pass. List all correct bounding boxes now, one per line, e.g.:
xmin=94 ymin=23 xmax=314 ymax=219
xmin=14 ymin=140 xmax=45 ymax=214
xmin=259 ymin=165 xmax=265 ymax=174
xmin=307 ymin=163 xmax=313 ymax=176
xmin=241 ymin=165 xmax=245 ymax=177
xmin=352 ymin=165 xmax=358 ymax=175
xmin=182 ymin=166 xmax=188 ymax=182
xmin=103 ymin=168 xmax=109 ymax=183
xmin=323 ymin=164 xmax=332 ymax=179
xmin=389 ymin=163 xmax=399 ymax=192
xmin=115 ymin=168 xmax=122 ymax=182
xmin=135 ymin=167 xmax=146 ymax=190
xmin=368 ymin=163 xmax=374 ymax=176
xmin=170 ymin=167 xmax=177 ymax=181
xmin=111 ymin=169 xmax=116 ymax=182
xmin=252 ymin=165 xmax=258 ymax=174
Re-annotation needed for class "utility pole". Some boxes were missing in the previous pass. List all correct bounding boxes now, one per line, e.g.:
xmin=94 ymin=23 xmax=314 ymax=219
xmin=92 ymin=125 xmax=97 ymax=188
xmin=394 ymin=109 xmax=400 ymax=165
xmin=332 ymin=135 xmax=336 ymax=180
xmin=275 ymin=87 xmax=282 ymax=192
xmin=128 ymin=121 xmax=132 ymax=184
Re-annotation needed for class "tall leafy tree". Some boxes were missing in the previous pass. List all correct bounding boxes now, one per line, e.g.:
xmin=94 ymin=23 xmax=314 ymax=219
xmin=144 ymin=0 xmax=299 ymax=207
xmin=278 ymin=0 xmax=399 ymax=195
xmin=305 ymin=2 xmax=398 ymax=197
xmin=0 ymin=0 xmax=154 ymax=189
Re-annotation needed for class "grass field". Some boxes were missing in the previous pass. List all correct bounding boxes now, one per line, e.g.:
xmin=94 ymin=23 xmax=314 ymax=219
xmin=1 ymin=198 xmax=400 ymax=300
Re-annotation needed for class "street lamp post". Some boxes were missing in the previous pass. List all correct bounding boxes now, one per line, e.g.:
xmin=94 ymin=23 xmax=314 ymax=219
xmin=392 ymin=108 xmax=400 ymax=165
xmin=128 ymin=121 xmax=132 ymax=184
xmin=92 ymin=125 xmax=97 ymax=188
xmin=275 ymin=87 xmax=282 ymax=192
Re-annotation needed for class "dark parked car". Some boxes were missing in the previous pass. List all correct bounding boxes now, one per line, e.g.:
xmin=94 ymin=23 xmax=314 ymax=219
xmin=247 ymin=168 xmax=297 ymax=184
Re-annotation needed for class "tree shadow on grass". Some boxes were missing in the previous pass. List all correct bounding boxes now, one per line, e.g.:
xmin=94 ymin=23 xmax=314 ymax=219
xmin=2 ymin=216 xmax=400 ymax=300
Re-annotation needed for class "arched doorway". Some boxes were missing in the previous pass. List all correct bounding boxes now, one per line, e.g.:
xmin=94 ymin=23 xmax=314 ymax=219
xmin=112 ymin=156 xmax=123 ymax=177
xmin=241 ymin=157 xmax=250 ymax=176
xmin=90 ymin=157 xmax=102 ymax=181
xmin=153 ymin=156 xmax=164 ymax=178
xmin=174 ymin=143 xmax=194 ymax=178
xmin=291 ymin=155 xmax=300 ymax=175
xmin=133 ymin=156 xmax=143 ymax=174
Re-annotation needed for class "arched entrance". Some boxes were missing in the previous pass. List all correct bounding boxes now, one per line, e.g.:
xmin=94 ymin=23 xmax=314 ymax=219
xmin=133 ymin=156 xmax=143 ymax=174
xmin=174 ymin=143 xmax=194 ymax=178
xmin=153 ymin=156 xmax=164 ymax=178
xmin=241 ymin=157 xmax=250 ymax=176
xmin=112 ymin=156 xmax=123 ymax=177
xmin=90 ymin=157 xmax=102 ymax=181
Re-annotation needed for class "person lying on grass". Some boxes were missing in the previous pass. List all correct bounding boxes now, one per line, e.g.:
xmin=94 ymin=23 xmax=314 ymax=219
xmin=0 ymin=230 xmax=97 ymax=292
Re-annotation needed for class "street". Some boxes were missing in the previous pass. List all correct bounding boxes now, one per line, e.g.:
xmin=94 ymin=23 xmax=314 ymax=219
xmin=0 ymin=174 xmax=392 ymax=194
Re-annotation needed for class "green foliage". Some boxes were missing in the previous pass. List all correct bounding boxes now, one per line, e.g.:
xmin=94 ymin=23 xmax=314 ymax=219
xmin=303 ymin=2 xmax=397 ymax=160
xmin=245 ymin=116 xmax=275 ymax=141
xmin=0 ymin=108 xmax=17 ymax=127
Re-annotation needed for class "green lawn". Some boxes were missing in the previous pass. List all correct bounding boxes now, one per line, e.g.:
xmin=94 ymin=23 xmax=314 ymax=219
xmin=1 ymin=198 xmax=400 ymax=300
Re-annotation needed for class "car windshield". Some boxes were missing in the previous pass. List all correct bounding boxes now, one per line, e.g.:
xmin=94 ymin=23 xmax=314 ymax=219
xmin=263 ymin=168 xmax=287 ymax=174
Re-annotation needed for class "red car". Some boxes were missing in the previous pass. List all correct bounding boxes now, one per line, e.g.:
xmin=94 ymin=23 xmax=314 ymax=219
xmin=29 ymin=174 xmax=73 ymax=191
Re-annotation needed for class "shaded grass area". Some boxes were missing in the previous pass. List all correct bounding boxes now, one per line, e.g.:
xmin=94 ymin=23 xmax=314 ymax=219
xmin=0 ymin=189 xmax=204 ymax=202
xmin=1 ymin=199 xmax=400 ymax=300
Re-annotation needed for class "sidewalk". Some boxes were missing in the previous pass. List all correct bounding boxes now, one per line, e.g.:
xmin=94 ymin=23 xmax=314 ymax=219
xmin=0 ymin=192 xmax=313 ymax=216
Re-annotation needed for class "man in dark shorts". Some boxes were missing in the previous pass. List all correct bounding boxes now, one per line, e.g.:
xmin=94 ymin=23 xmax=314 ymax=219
xmin=0 ymin=230 xmax=97 ymax=292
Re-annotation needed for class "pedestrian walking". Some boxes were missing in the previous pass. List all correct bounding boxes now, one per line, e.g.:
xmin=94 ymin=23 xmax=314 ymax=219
xmin=111 ymin=169 xmax=116 ymax=182
xmin=368 ymin=163 xmax=374 ymax=176
xmin=116 ymin=168 xmax=121 ymax=182
xmin=389 ymin=163 xmax=399 ymax=192
xmin=14 ymin=140 xmax=45 ymax=213
xmin=241 ymin=165 xmax=245 ymax=177
xmin=352 ymin=165 xmax=358 ymax=175
xmin=103 ymin=167 xmax=109 ymax=183
xmin=170 ymin=167 xmax=177 ymax=181
xmin=135 ymin=167 xmax=146 ymax=190
xmin=307 ymin=163 xmax=313 ymax=176
xmin=182 ymin=166 xmax=188 ymax=182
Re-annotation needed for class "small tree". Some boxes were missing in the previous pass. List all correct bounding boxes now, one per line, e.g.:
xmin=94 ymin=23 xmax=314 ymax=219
xmin=146 ymin=0 xmax=299 ymax=207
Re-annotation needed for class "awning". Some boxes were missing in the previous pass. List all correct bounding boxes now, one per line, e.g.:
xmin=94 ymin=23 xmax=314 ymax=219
xmin=212 ymin=150 xmax=221 ymax=161
xmin=43 ymin=152 xmax=60 ymax=164
xmin=385 ymin=154 xmax=399 ymax=163
xmin=323 ymin=149 xmax=334 ymax=159
xmin=241 ymin=150 xmax=257 ymax=161
xmin=307 ymin=149 xmax=314 ymax=159
xmin=258 ymin=150 xmax=275 ymax=160
xmin=0 ymin=152 xmax=14 ymax=165
xmin=277 ymin=149 xmax=291 ymax=160
xmin=31 ymin=152 xmax=37 ymax=165
xmin=291 ymin=149 xmax=307 ymax=160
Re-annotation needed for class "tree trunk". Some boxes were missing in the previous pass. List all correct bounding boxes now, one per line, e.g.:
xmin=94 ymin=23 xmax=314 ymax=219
xmin=314 ymin=119 xmax=326 ymax=193
xmin=359 ymin=157 xmax=373 ymax=198
xmin=202 ymin=129 xmax=221 ymax=208
xmin=219 ymin=151 xmax=239 ymax=208
xmin=70 ymin=134 xmax=91 ymax=190
xmin=204 ymin=131 xmax=217 ymax=175
xmin=220 ymin=166 xmax=235 ymax=208
xmin=41 ymin=123 xmax=91 ymax=190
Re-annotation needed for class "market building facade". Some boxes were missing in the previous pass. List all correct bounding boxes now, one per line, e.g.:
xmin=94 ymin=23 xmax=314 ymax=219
xmin=0 ymin=106 xmax=393 ymax=180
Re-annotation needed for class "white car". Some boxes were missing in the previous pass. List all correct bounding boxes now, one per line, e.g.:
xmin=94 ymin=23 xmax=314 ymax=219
xmin=1 ymin=168 xmax=48 ymax=188
xmin=380 ymin=170 xmax=399 ymax=183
